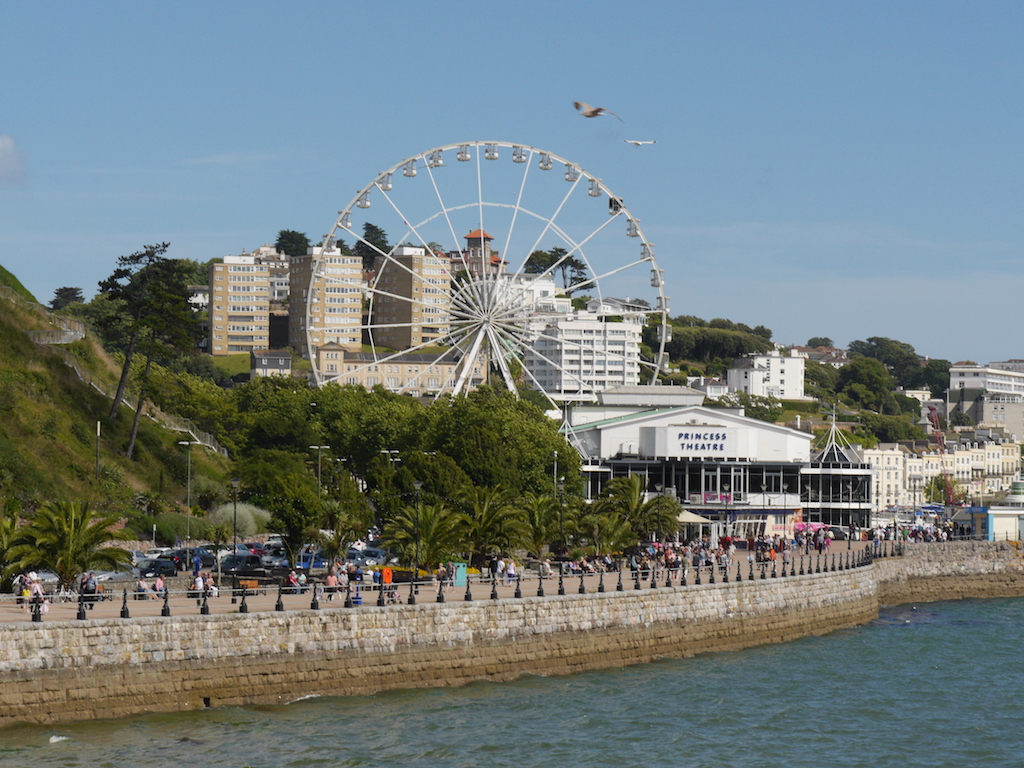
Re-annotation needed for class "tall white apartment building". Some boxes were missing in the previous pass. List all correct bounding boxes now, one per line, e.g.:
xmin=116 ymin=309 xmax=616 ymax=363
xmin=289 ymin=243 xmax=365 ymax=359
xmin=208 ymin=253 xmax=271 ymax=356
xmin=522 ymin=287 xmax=644 ymax=400
xmin=727 ymin=349 xmax=808 ymax=400
xmin=949 ymin=362 xmax=1024 ymax=439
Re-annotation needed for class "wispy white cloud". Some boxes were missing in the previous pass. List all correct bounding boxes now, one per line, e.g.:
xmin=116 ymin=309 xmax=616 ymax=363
xmin=0 ymin=134 xmax=26 ymax=184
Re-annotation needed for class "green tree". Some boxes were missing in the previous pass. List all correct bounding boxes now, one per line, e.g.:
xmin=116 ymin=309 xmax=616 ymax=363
xmin=710 ymin=392 xmax=784 ymax=423
xmin=804 ymin=359 xmax=840 ymax=401
xmin=848 ymin=336 xmax=922 ymax=389
xmin=859 ymin=413 xmax=925 ymax=442
xmin=7 ymin=502 xmax=132 ymax=589
xmin=274 ymin=230 xmax=310 ymax=258
xmin=837 ymin=357 xmax=895 ymax=412
xmin=354 ymin=222 xmax=391 ymax=271
xmin=95 ymin=243 xmax=173 ymax=422
xmin=595 ymin=475 xmax=681 ymax=542
xmin=385 ymin=501 xmax=463 ymax=571
xmin=236 ymin=451 xmax=322 ymax=565
xmin=123 ymin=259 xmax=205 ymax=458
xmin=519 ymin=494 xmax=558 ymax=558
xmin=49 ymin=287 xmax=84 ymax=311
xmin=458 ymin=486 xmax=525 ymax=568
xmin=806 ymin=337 xmax=833 ymax=348
xmin=577 ymin=508 xmax=638 ymax=556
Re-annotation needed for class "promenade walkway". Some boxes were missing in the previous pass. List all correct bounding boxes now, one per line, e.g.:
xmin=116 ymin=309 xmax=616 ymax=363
xmin=0 ymin=541 xmax=887 ymax=626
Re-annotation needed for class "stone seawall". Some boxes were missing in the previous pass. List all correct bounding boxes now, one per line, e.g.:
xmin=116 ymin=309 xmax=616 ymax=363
xmin=0 ymin=569 xmax=876 ymax=726
xmin=876 ymin=540 xmax=1024 ymax=605
xmin=3 ymin=542 xmax=1024 ymax=727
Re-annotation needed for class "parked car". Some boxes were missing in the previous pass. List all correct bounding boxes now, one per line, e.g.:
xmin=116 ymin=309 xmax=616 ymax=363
xmin=135 ymin=558 xmax=178 ymax=579
xmin=219 ymin=554 xmax=268 ymax=578
xmin=244 ymin=542 xmax=267 ymax=557
xmin=350 ymin=547 xmax=394 ymax=567
xmin=260 ymin=546 xmax=290 ymax=570
xmin=826 ymin=526 xmax=849 ymax=541
xmin=164 ymin=547 xmax=217 ymax=570
xmin=296 ymin=548 xmax=329 ymax=570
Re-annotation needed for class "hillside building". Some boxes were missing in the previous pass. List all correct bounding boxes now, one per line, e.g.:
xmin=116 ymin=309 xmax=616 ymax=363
xmin=208 ymin=253 xmax=271 ymax=356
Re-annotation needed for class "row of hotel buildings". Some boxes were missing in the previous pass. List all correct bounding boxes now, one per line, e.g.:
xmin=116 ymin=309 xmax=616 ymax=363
xmin=202 ymin=233 xmax=648 ymax=399
xmin=198 ymin=241 xmax=1023 ymax=526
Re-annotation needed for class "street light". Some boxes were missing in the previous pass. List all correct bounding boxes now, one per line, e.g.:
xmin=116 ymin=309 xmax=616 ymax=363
xmin=553 ymin=450 xmax=558 ymax=497
xmin=230 ymin=478 xmax=240 ymax=604
xmin=409 ymin=480 xmax=423 ymax=605
xmin=178 ymin=440 xmax=200 ymax=545
xmin=310 ymin=445 xmax=330 ymax=496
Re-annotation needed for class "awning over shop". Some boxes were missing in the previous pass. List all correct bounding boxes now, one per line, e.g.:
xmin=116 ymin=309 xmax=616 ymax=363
xmin=678 ymin=510 xmax=713 ymax=524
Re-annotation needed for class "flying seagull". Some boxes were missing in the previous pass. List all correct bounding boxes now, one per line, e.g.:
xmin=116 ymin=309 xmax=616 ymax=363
xmin=623 ymin=139 xmax=657 ymax=148
xmin=574 ymin=101 xmax=623 ymax=121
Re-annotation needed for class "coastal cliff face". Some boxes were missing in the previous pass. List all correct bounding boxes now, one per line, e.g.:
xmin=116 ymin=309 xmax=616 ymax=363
xmin=1 ymin=542 xmax=1021 ymax=726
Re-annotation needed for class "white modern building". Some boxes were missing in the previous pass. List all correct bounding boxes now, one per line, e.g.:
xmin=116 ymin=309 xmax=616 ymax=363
xmin=727 ymin=349 xmax=808 ymax=400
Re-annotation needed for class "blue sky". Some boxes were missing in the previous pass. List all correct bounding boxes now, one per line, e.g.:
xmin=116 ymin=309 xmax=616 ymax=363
xmin=1 ymin=1 xmax=1021 ymax=364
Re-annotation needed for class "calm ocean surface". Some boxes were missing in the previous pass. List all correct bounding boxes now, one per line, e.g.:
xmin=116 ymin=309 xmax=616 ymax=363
xmin=2 ymin=598 xmax=1022 ymax=768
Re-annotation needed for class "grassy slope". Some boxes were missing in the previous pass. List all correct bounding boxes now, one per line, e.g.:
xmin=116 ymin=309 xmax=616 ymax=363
xmin=0 ymin=275 xmax=229 ymax=510
xmin=0 ymin=265 xmax=37 ymax=303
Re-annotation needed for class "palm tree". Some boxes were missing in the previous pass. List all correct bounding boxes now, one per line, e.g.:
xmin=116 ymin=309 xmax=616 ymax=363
xmin=519 ymin=493 xmax=557 ymax=558
xmin=597 ymin=475 xmax=682 ymax=542
xmin=578 ymin=509 xmax=639 ymax=556
xmin=7 ymin=501 xmax=132 ymax=589
xmin=385 ymin=501 xmax=463 ymax=572
xmin=458 ymin=486 xmax=526 ymax=568
xmin=320 ymin=500 xmax=373 ymax=565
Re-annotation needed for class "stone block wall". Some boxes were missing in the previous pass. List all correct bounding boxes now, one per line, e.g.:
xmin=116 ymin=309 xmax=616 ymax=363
xmin=6 ymin=542 xmax=1024 ymax=727
xmin=0 ymin=568 xmax=877 ymax=726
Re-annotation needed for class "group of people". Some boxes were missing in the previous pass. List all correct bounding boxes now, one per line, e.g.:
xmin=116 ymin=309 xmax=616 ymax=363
xmin=15 ymin=572 xmax=48 ymax=613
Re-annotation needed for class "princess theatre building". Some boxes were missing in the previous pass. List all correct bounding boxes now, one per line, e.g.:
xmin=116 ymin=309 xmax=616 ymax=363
xmin=564 ymin=386 xmax=874 ymax=539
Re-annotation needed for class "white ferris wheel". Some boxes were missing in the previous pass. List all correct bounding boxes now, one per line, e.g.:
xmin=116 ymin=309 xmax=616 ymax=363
xmin=307 ymin=141 xmax=671 ymax=405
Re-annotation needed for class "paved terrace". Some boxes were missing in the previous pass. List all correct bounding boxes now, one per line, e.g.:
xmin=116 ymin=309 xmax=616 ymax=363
xmin=0 ymin=540 xmax=884 ymax=625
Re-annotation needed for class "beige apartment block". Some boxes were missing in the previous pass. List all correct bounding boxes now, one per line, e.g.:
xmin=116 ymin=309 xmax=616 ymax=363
xmin=208 ymin=253 xmax=271 ymax=356
xmin=371 ymin=246 xmax=451 ymax=351
xmin=316 ymin=342 xmax=484 ymax=396
xmin=289 ymin=243 xmax=365 ymax=359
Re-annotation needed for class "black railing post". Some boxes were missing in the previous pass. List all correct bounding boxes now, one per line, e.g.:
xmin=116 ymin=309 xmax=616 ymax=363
xmin=617 ymin=563 xmax=624 ymax=592
xmin=578 ymin=571 xmax=586 ymax=594
xmin=275 ymin=583 xmax=285 ymax=612
xmin=514 ymin=573 xmax=522 ymax=599
xmin=239 ymin=588 xmax=248 ymax=614
xmin=31 ymin=595 xmax=42 ymax=623
xmin=161 ymin=588 xmax=171 ymax=617
xmin=120 ymin=589 xmax=130 ymax=619
xmin=77 ymin=591 xmax=87 ymax=620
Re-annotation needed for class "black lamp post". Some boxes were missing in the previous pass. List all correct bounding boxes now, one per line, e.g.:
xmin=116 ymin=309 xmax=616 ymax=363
xmin=230 ymin=478 xmax=240 ymax=604
xmin=310 ymin=444 xmax=329 ymax=497
xmin=409 ymin=480 xmax=423 ymax=605
xmin=178 ymin=439 xmax=199 ymax=546
xmin=557 ymin=479 xmax=566 ymax=595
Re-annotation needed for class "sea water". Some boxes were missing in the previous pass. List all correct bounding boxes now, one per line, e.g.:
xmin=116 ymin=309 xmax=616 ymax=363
xmin=1 ymin=598 xmax=1022 ymax=768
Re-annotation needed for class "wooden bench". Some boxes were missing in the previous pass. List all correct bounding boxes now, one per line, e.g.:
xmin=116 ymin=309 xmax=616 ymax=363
xmin=237 ymin=579 xmax=266 ymax=596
